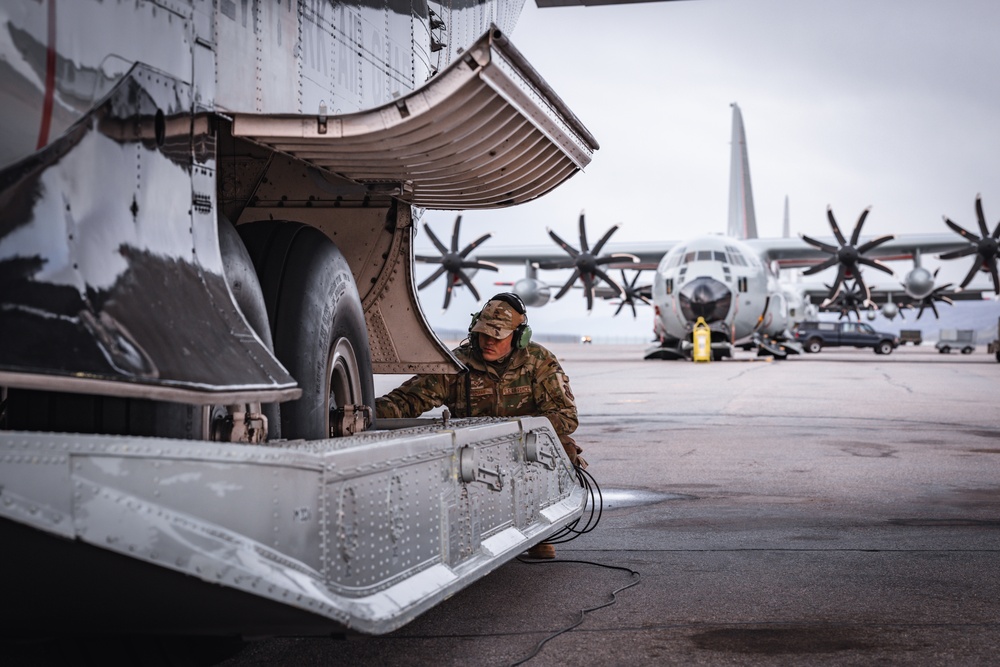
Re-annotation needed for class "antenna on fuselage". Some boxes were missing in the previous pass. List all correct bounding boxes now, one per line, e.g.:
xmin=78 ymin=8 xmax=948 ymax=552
xmin=783 ymin=196 xmax=790 ymax=238
xmin=727 ymin=103 xmax=758 ymax=240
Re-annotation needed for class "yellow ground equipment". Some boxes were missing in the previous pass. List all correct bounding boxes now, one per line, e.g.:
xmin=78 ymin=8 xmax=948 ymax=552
xmin=693 ymin=317 xmax=712 ymax=362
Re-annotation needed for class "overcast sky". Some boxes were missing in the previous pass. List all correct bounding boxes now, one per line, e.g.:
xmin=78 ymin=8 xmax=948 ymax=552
xmin=414 ymin=0 xmax=1000 ymax=339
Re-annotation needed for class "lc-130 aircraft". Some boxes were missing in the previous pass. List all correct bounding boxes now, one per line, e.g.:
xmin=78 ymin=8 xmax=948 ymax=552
xmin=428 ymin=103 xmax=997 ymax=360
xmin=0 ymin=0 xmax=598 ymax=639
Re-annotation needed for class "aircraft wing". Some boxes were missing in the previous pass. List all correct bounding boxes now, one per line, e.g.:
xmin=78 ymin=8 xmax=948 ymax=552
xmin=746 ymin=233 xmax=972 ymax=270
xmin=476 ymin=233 xmax=969 ymax=272
xmin=793 ymin=281 xmax=992 ymax=307
xmin=475 ymin=240 xmax=677 ymax=270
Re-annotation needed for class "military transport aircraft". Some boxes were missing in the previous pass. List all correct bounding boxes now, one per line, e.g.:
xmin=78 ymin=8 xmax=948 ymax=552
xmin=429 ymin=103 xmax=998 ymax=360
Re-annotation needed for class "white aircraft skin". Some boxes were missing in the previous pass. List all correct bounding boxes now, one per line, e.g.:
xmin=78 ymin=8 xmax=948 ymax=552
xmin=650 ymin=234 xmax=791 ymax=358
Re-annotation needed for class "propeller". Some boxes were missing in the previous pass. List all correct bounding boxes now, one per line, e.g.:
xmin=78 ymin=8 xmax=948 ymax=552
xmin=823 ymin=279 xmax=871 ymax=321
xmin=538 ymin=211 xmax=638 ymax=311
xmin=415 ymin=215 xmax=498 ymax=310
xmin=613 ymin=269 xmax=651 ymax=318
xmin=912 ymin=282 xmax=955 ymax=320
xmin=939 ymin=194 xmax=1000 ymax=294
xmin=801 ymin=207 xmax=895 ymax=302
xmin=879 ymin=298 xmax=911 ymax=322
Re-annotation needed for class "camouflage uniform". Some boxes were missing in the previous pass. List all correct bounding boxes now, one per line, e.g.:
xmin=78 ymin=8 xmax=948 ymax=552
xmin=375 ymin=301 xmax=582 ymax=464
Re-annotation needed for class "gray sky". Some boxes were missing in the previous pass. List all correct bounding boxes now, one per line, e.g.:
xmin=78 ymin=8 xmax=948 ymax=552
xmin=415 ymin=0 xmax=1000 ymax=339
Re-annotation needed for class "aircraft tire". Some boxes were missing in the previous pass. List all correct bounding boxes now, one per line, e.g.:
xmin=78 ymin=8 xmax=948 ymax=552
xmin=239 ymin=221 xmax=374 ymax=440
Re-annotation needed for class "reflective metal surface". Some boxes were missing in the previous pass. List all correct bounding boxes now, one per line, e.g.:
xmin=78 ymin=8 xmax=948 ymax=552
xmin=0 ymin=66 xmax=298 ymax=402
xmin=231 ymin=29 xmax=598 ymax=209
xmin=0 ymin=415 xmax=585 ymax=635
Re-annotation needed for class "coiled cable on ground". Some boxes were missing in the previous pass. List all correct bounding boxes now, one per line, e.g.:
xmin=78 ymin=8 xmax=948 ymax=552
xmin=546 ymin=464 xmax=603 ymax=544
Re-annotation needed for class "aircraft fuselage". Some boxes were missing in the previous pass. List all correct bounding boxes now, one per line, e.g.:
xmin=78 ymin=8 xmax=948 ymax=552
xmin=652 ymin=234 xmax=790 ymax=354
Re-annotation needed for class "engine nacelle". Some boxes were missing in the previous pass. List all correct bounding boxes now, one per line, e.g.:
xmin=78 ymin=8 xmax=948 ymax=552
xmin=513 ymin=278 xmax=551 ymax=307
xmin=881 ymin=302 xmax=899 ymax=320
xmin=903 ymin=266 xmax=935 ymax=299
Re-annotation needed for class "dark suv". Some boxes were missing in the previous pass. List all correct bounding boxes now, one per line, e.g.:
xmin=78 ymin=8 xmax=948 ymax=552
xmin=792 ymin=321 xmax=899 ymax=355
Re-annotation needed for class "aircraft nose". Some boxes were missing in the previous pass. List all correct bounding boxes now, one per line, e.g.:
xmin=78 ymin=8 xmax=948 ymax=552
xmin=678 ymin=277 xmax=732 ymax=323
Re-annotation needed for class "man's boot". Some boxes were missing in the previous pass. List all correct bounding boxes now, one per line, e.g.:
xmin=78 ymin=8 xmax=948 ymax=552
xmin=526 ymin=542 xmax=556 ymax=559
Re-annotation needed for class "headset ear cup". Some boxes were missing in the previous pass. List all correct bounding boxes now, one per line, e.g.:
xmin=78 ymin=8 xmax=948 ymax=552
xmin=516 ymin=324 xmax=532 ymax=349
xmin=468 ymin=313 xmax=480 ymax=351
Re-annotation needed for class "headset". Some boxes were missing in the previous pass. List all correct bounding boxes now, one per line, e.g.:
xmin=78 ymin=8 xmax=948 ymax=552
xmin=469 ymin=292 xmax=532 ymax=350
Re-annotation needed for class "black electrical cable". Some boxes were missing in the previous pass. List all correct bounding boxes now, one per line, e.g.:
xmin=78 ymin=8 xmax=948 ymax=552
xmin=507 ymin=465 xmax=640 ymax=664
xmin=545 ymin=464 xmax=603 ymax=544
xmin=508 ymin=558 xmax=641 ymax=666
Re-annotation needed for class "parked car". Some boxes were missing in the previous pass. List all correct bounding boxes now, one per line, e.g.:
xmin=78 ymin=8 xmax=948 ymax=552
xmin=792 ymin=321 xmax=900 ymax=355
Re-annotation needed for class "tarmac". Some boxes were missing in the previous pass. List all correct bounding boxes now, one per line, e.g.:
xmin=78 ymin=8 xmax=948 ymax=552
xmin=223 ymin=342 xmax=1000 ymax=666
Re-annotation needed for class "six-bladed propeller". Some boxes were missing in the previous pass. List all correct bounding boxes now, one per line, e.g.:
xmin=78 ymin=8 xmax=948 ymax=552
xmin=801 ymin=207 xmax=895 ymax=302
xmin=415 ymin=215 xmax=498 ymax=311
xmin=537 ymin=212 xmax=638 ymax=311
xmin=939 ymin=194 xmax=1000 ymax=294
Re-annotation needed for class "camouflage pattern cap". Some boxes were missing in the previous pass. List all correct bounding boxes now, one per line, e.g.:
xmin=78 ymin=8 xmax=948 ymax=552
xmin=471 ymin=299 xmax=524 ymax=339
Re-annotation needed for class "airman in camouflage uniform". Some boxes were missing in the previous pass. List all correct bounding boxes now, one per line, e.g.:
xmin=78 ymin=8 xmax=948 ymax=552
xmin=376 ymin=294 xmax=583 ymax=465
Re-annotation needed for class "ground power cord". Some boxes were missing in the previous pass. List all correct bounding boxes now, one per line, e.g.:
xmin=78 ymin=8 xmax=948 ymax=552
xmin=510 ymin=466 xmax=642 ymax=666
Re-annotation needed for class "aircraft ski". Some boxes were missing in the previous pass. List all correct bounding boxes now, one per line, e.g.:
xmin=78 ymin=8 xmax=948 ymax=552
xmin=0 ymin=416 xmax=585 ymax=636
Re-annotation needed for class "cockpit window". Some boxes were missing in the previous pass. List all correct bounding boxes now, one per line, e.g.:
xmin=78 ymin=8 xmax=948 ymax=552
xmin=695 ymin=250 xmax=712 ymax=261
xmin=683 ymin=251 xmax=696 ymax=264
xmin=666 ymin=248 xmax=685 ymax=269
xmin=725 ymin=245 xmax=747 ymax=266
xmin=713 ymin=251 xmax=727 ymax=263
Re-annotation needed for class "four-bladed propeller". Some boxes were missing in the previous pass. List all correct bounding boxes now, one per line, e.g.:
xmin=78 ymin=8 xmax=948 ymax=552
xmin=613 ymin=269 xmax=651 ymax=318
xmin=415 ymin=215 xmax=498 ymax=311
xmin=939 ymin=194 xmax=1000 ymax=294
xmin=537 ymin=212 xmax=638 ymax=311
xmin=801 ymin=207 xmax=895 ymax=302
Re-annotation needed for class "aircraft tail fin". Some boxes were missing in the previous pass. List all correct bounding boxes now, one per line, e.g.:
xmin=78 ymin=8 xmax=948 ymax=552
xmin=783 ymin=195 xmax=790 ymax=238
xmin=727 ymin=103 xmax=758 ymax=240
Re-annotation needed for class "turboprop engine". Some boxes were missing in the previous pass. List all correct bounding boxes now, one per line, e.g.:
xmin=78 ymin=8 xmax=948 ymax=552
xmin=513 ymin=276 xmax=552 ymax=307
xmin=902 ymin=265 xmax=936 ymax=300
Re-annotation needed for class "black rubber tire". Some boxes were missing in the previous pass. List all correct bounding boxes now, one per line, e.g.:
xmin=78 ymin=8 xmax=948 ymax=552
xmin=875 ymin=341 xmax=892 ymax=355
xmin=939 ymin=346 xmax=950 ymax=354
xmin=961 ymin=347 xmax=974 ymax=355
xmin=238 ymin=221 xmax=374 ymax=440
xmin=217 ymin=215 xmax=281 ymax=439
xmin=806 ymin=338 xmax=822 ymax=354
